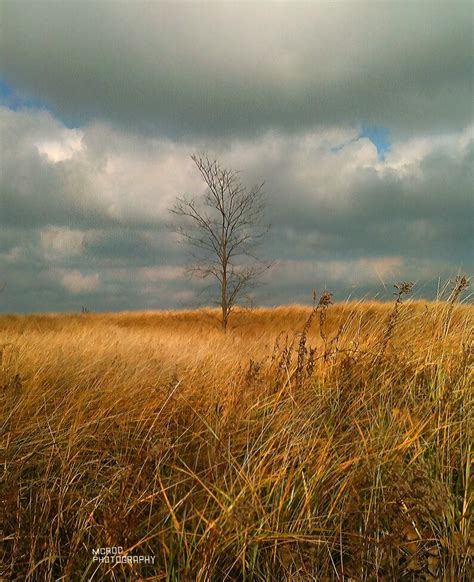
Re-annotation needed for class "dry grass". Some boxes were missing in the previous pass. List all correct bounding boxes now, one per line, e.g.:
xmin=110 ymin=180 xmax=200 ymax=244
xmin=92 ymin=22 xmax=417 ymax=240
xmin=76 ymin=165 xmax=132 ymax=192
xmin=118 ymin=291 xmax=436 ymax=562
xmin=1 ymin=292 xmax=473 ymax=581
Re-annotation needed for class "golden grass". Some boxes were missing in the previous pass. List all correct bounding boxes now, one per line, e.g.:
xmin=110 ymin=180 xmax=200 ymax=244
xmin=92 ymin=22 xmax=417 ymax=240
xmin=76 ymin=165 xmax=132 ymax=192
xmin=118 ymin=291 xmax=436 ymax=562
xmin=1 ymin=297 xmax=473 ymax=580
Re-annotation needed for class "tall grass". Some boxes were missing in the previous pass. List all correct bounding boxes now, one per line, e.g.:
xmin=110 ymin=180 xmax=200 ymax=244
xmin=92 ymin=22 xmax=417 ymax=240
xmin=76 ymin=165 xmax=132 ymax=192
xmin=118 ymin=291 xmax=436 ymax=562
xmin=1 ymin=291 xmax=472 ymax=580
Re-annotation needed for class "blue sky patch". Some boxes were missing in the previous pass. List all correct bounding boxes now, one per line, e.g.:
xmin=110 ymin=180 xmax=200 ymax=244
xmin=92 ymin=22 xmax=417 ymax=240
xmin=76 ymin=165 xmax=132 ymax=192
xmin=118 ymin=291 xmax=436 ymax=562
xmin=360 ymin=126 xmax=391 ymax=160
xmin=0 ymin=78 xmax=49 ymax=112
xmin=0 ymin=79 xmax=83 ymax=128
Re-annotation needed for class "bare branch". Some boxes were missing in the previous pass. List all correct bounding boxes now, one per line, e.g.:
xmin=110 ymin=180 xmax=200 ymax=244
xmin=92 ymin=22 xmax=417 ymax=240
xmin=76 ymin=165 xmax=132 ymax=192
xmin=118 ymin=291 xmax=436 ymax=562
xmin=169 ymin=154 xmax=270 ymax=330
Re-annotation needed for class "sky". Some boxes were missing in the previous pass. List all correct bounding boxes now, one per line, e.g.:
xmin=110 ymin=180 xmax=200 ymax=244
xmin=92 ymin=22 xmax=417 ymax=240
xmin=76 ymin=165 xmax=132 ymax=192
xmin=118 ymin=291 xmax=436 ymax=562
xmin=0 ymin=1 xmax=472 ymax=313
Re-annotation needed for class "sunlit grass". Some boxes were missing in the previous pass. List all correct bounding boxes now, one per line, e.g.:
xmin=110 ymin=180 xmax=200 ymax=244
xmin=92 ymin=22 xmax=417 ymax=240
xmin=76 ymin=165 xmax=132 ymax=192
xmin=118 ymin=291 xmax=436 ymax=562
xmin=1 ymin=292 xmax=472 ymax=580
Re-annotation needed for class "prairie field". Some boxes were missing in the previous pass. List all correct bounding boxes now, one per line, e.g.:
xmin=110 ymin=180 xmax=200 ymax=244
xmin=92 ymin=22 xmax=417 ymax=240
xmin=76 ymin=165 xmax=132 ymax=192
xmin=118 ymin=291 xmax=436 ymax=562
xmin=1 ymin=294 xmax=473 ymax=581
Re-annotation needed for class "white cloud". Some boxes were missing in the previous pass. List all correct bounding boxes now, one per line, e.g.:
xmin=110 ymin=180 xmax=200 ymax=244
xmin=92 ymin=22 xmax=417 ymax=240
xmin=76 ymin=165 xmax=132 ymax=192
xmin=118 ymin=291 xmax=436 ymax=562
xmin=60 ymin=270 xmax=100 ymax=294
xmin=40 ymin=226 xmax=87 ymax=259
xmin=138 ymin=266 xmax=184 ymax=282
xmin=1 ymin=105 xmax=472 ymax=310
xmin=270 ymin=257 xmax=405 ymax=287
xmin=36 ymin=128 xmax=83 ymax=162
xmin=382 ymin=127 xmax=473 ymax=177
xmin=3 ymin=105 xmax=471 ymax=232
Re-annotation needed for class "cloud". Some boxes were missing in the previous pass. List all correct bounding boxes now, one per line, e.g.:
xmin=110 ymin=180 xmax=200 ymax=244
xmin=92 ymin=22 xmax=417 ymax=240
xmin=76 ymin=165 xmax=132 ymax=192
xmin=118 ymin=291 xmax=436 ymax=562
xmin=270 ymin=257 xmax=404 ymax=286
xmin=266 ymin=256 xmax=408 ymax=300
xmin=37 ymin=129 xmax=83 ymax=162
xmin=138 ymin=266 xmax=184 ymax=283
xmin=0 ymin=106 xmax=200 ymax=228
xmin=1 ymin=2 xmax=472 ymax=138
xmin=0 ymin=106 xmax=472 ymax=312
xmin=40 ymin=226 xmax=87 ymax=259
xmin=59 ymin=270 xmax=100 ymax=294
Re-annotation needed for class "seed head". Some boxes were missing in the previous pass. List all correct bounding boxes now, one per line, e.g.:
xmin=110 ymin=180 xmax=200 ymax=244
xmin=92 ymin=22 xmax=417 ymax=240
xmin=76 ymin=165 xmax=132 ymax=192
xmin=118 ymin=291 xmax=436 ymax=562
xmin=319 ymin=291 xmax=333 ymax=308
xmin=394 ymin=282 xmax=413 ymax=296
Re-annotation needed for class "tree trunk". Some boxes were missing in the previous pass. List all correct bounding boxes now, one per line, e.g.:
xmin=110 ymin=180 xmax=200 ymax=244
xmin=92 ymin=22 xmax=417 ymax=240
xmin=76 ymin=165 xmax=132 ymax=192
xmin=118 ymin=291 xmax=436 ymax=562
xmin=221 ymin=270 xmax=228 ymax=331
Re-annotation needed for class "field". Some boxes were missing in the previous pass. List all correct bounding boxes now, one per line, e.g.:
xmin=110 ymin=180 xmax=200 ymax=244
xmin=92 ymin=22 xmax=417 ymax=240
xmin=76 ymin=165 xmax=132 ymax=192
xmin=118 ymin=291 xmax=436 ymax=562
xmin=1 ymin=291 xmax=472 ymax=581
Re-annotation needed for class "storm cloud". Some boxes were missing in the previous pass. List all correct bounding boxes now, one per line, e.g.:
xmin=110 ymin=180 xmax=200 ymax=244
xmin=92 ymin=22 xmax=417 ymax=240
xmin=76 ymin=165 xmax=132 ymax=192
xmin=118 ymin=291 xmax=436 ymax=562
xmin=0 ymin=2 xmax=472 ymax=312
xmin=1 ymin=2 xmax=472 ymax=137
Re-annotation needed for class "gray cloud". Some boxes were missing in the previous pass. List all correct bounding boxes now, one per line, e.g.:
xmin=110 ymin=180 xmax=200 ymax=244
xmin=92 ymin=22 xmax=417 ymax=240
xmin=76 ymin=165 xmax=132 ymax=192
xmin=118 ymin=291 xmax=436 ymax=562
xmin=1 ymin=2 xmax=472 ymax=138
xmin=1 ymin=104 xmax=472 ymax=312
xmin=1 ymin=3 xmax=472 ymax=312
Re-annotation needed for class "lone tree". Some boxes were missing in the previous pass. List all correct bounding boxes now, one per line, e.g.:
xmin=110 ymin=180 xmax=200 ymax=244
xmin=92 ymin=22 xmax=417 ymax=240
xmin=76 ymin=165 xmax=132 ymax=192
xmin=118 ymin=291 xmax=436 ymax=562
xmin=170 ymin=154 xmax=270 ymax=331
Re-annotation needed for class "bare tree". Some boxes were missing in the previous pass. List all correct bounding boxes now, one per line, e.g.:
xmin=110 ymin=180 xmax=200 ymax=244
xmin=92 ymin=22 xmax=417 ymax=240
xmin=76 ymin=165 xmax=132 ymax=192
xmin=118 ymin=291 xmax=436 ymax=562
xmin=170 ymin=154 xmax=270 ymax=331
